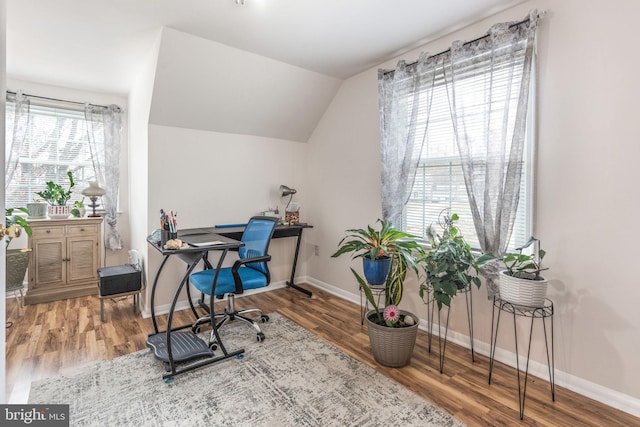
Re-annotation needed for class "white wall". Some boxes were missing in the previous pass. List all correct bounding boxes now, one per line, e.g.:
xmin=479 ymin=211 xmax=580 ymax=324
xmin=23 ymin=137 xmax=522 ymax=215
xmin=150 ymin=27 xmax=342 ymax=143
xmin=128 ymin=30 xmax=161 ymax=314
xmin=1 ymin=0 xmax=7 ymax=404
xmin=145 ymin=124 xmax=308 ymax=309
xmin=305 ymin=0 xmax=640 ymax=415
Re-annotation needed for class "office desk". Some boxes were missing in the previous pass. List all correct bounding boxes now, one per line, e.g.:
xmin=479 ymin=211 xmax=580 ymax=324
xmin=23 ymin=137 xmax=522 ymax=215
xmin=181 ymin=222 xmax=314 ymax=297
xmin=146 ymin=234 xmax=245 ymax=381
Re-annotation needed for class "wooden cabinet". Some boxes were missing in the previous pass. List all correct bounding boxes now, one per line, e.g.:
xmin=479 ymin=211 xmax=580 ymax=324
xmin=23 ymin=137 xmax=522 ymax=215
xmin=25 ymin=217 xmax=103 ymax=305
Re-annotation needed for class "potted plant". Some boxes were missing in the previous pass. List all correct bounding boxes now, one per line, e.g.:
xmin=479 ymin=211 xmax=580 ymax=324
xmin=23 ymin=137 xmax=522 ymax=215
xmin=332 ymin=219 xmax=424 ymax=367
xmin=71 ymin=198 xmax=86 ymax=218
xmin=478 ymin=237 xmax=548 ymax=307
xmin=26 ymin=198 xmax=47 ymax=219
xmin=35 ymin=170 xmax=75 ymax=219
xmin=5 ymin=207 xmax=33 ymax=296
xmin=419 ymin=213 xmax=481 ymax=310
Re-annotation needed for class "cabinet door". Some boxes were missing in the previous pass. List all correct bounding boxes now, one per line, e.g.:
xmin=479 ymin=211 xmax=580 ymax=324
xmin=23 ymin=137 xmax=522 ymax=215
xmin=32 ymin=239 xmax=66 ymax=288
xmin=67 ymin=236 xmax=99 ymax=283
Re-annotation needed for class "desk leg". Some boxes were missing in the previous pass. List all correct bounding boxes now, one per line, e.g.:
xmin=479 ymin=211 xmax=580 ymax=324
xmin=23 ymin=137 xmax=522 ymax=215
xmin=150 ymin=255 xmax=171 ymax=334
xmin=286 ymin=228 xmax=312 ymax=298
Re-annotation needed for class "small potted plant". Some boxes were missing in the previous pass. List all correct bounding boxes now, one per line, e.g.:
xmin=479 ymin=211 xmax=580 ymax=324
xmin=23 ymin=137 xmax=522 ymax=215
xmin=5 ymin=207 xmax=32 ymax=292
xmin=478 ymin=237 xmax=548 ymax=307
xmin=35 ymin=170 xmax=75 ymax=219
xmin=71 ymin=198 xmax=86 ymax=218
xmin=332 ymin=219 xmax=424 ymax=367
xmin=419 ymin=212 xmax=481 ymax=310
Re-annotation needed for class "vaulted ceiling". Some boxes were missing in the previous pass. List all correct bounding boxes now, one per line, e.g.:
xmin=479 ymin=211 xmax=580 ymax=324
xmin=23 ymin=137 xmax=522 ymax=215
xmin=7 ymin=0 xmax=525 ymax=96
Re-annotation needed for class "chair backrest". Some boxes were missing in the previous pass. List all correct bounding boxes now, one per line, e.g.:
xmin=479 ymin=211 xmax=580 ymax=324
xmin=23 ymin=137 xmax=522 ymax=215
xmin=239 ymin=216 xmax=278 ymax=274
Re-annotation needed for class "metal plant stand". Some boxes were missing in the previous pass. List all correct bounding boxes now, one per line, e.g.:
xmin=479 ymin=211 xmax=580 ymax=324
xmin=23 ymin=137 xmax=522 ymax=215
xmin=424 ymin=284 xmax=475 ymax=374
xmin=488 ymin=297 xmax=555 ymax=420
xmin=359 ymin=284 xmax=386 ymax=325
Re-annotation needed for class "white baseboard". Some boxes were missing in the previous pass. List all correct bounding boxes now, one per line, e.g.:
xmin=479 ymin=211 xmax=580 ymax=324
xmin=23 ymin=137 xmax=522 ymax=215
xmin=306 ymin=277 xmax=640 ymax=418
xmin=139 ymin=280 xmax=287 ymax=319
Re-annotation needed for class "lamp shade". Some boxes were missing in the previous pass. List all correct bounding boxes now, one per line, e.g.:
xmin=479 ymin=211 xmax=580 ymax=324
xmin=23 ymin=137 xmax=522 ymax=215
xmin=279 ymin=185 xmax=297 ymax=197
xmin=81 ymin=181 xmax=106 ymax=197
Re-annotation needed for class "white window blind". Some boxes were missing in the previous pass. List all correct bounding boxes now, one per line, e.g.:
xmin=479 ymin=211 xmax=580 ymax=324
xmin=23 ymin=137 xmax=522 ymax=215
xmin=402 ymin=53 xmax=533 ymax=250
xmin=5 ymin=98 xmax=105 ymax=208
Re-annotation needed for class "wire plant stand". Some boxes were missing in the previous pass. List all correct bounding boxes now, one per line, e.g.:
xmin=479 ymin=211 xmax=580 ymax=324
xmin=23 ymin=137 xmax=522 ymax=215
xmin=423 ymin=283 xmax=476 ymax=374
xmin=488 ymin=297 xmax=555 ymax=420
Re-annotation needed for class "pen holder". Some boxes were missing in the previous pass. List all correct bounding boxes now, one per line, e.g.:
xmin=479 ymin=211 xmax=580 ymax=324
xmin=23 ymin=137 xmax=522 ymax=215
xmin=285 ymin=211 xmax=299 ymax=225
xmin=161 ymin=230 xmax=178 ymax=246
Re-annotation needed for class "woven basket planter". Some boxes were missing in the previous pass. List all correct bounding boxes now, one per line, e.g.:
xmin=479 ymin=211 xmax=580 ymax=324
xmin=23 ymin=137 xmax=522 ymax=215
xmin=366 ymin=309 xmax=419 ymax=367
xmin=498 ymin=270 xmax=548 ymax=307
xmin=6 ymin=249 xmax=30 ymax=288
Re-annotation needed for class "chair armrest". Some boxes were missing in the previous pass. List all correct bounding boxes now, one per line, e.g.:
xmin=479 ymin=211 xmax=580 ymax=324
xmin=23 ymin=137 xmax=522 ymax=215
xmin=231 ymin=255 xmax=272 ymax=294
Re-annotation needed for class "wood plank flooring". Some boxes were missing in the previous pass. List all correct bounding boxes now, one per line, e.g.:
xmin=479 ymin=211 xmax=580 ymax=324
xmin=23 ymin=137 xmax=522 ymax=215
xmin=5 ymin=284 xmax=639 ymax=426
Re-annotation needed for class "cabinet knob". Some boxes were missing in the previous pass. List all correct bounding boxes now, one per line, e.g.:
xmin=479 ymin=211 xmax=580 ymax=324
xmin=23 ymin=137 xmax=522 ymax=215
xmin=80 ymin=228 xmax=85 ymax=231
xmin=46 ymin=230 xmax=51 ymax=233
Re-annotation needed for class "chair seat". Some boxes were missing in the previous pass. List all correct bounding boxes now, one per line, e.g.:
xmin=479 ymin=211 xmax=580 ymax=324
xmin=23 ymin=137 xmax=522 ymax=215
xmin=190 ymin=267 xmax=268 ymax=296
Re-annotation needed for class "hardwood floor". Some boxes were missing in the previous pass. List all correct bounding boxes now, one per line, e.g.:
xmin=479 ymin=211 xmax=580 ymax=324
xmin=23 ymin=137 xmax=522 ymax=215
xmin=6 ymin=284 xmax=639 ymax=426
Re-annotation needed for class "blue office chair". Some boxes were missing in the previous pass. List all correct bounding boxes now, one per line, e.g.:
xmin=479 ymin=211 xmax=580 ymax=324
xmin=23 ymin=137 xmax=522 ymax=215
xmin=190 ymin=216 xmax=278 ymax=343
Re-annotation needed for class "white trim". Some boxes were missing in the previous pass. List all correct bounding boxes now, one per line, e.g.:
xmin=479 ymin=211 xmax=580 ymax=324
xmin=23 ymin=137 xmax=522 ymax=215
xmin=306 ymin=277 xmax=640 ymax=418
xmin=139 ymin=280 xmax=287 ymax=319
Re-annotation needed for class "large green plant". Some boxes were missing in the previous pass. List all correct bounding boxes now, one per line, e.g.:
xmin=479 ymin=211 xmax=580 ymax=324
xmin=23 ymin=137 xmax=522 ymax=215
xmin=332 ymin=219 xmax=424 ymax=324
xmin=36 ymin=170 xmax=75 ymax=206
xmin=5 ymin=207 xmax=32 ymax=248
xmin=419 ymin=213 xmax=481 ymax=309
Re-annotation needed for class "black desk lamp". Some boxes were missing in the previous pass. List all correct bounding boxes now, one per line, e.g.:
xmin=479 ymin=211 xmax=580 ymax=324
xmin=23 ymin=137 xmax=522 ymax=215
xmin=279 ymin=185 xmax=297 ymax=212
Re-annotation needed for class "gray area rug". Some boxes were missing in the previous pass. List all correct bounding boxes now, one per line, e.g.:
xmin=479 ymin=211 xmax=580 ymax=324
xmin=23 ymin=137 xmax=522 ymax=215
xmin=29 ymin=313 xmax=464 ymax=426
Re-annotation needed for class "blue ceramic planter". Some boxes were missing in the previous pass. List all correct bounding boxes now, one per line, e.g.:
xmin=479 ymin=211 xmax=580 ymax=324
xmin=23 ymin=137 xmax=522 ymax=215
xmin=363 ymin=256 xmax=391 ymax=286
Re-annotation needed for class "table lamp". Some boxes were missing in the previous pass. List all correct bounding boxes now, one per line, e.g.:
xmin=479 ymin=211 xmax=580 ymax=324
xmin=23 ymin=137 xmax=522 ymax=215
xmin=279 ymin=185 xmax=297 ymax=212
xmin=81 ymin=182 xmax=106 ymax=217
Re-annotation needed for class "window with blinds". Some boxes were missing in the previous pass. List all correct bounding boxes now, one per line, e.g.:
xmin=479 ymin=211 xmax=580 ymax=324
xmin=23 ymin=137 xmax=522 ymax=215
xmin=5 ymin=98 xmax=104 ymax=208
xmin=402 ymin=57 xmax=533 ymax=251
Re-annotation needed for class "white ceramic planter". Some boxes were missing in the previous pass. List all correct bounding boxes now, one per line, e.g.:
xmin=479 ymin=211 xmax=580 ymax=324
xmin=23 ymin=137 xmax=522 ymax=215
xmin=47 ymin=205 xmax=70 ymax=219
xmin=498 ymin=270 xmax=548 ymax=307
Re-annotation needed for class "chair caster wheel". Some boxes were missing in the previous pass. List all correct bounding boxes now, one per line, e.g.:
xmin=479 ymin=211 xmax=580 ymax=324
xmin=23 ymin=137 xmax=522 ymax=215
xmin=235 ymin=353 xmax=244 ymax=360
xmin=163 ymin=377 xmax=174 ymax=384
xmin=209 ymin=342 xmax=218 ymax=351
xmin=260 ymin=314 xmax=269 ymax=323
xmin=257 ymin=332 xmax=266 ymax=342
xmin=192 ymin=325 xmax=201 ymax=334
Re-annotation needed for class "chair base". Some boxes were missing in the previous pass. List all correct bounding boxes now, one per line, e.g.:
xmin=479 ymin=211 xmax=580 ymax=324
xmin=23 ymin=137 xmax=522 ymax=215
xmin=193 ymin=294 xmax=269 ymax=343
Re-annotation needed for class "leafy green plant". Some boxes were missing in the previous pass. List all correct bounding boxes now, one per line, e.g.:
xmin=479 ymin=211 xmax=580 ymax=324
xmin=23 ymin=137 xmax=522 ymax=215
xmin=71 ymin=198 xmax=85 ymax=217
xmin=5 ymin=207 xmax=31 ymax=248
xmin=332 ymin=219 xmax=424 ymax=324
xmin=477 ymin=236 xmax=547 ymax=280
xmin=36 ymin=170 xmax=75 ymax=206
xmin=419 ymin=213 xmax=481 ymax=309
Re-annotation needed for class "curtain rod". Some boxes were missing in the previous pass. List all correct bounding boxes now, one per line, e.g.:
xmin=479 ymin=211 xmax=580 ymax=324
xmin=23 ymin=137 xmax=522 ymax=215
xmin=5 ymin=90 xmax=116 ymax=110
xmin=381 ymin=10 xmax=545 ymax=76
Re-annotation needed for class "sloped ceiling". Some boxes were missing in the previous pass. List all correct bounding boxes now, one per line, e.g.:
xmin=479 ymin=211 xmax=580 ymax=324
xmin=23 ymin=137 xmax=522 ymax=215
xmin=149 ymin=28 xmax=342 ymax=142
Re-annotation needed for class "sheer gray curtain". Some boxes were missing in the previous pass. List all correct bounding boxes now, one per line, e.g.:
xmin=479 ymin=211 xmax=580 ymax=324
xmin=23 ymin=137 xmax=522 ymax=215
xmin=5 ymin=91 xmax=30 ymax=190
xmin=444 ymin=11 xmax=539 ymax=296
xmin=85 ymin=104 xmax=123 ymax=251
xmin=379 ymin=53 xmax=437 ymax=227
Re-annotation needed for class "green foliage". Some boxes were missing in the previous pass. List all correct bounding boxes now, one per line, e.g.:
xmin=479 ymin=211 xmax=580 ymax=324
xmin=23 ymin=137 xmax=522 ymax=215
xmin=71 ymin=198 xmax=85 ymax=217
xmin=332 ymin=219 xmax=424 ymax=324
xmin=36 ymin=170 xmax=75 ymax=206
xmin=5 ymin=207 xmax=32 ymax=248
xmin=477 ymin=236 xmax=547 ymax=280
xmin=419 ymin=213 xmax=481 ymax=310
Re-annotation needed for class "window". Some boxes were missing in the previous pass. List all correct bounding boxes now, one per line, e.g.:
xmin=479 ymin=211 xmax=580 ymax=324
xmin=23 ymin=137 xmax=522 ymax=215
xmin=402 ymin=56 xmax=534 ymax=251
xmin=5 ymin=97 xmax=105 ymax=208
